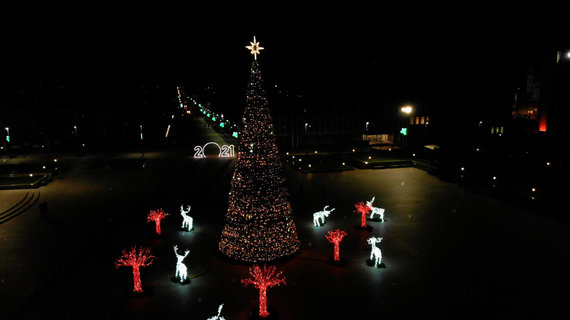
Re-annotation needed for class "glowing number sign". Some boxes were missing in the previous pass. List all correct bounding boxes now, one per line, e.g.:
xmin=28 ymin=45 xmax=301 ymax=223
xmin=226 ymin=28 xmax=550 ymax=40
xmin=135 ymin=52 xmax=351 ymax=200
xmin=194 ymin=142 xmax=235 ymax=158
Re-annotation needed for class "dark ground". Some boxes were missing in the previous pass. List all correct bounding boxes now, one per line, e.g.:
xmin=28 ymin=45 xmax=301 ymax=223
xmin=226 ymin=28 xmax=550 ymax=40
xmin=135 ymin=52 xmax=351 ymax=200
xmin=1 ymin=115 xmax=569 ymax=319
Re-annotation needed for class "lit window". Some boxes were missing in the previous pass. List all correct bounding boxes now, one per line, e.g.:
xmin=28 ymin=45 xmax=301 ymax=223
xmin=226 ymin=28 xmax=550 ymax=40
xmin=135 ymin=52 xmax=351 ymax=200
xmin=420 ymin=116 xmax=425 ymax=124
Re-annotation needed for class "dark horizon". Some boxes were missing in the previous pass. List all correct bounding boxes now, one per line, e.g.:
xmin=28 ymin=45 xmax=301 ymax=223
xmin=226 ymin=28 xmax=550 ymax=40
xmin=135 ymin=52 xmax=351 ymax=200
xmin=2 ymin=4 xmax=568 ymax=125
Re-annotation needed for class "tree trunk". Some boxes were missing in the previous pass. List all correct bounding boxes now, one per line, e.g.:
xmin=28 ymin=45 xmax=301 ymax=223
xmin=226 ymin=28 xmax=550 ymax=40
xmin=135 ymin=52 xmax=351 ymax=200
xmin=360 ymin=213 xmax=367 ymax=228
xmin=155 ymin=221 xmax=162 ymax=235
xmin=333 ymin=243 xmax=340 ymax=261
xmin=132 ymin=266 xmax=143 ymax=292
xmin=258 ymin=286 xmax=269 ymax=317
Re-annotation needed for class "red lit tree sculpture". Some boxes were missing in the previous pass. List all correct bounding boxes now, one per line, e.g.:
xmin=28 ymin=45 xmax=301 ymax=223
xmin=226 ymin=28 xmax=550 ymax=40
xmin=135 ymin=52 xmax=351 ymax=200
xmin=241 ymin=264 xmax=286 ymax=318
xmin=147 ymin=209 xmax=169 ymax=235
xmin=355 ymin=202 xmax=371 ymax=228
xmin=326 ymin=229 xmax=348 ymax=261
xmin=219 ymin=36 xmax=299 ymax=262
xmin=115 ymin=246 xmax=155 ymax=293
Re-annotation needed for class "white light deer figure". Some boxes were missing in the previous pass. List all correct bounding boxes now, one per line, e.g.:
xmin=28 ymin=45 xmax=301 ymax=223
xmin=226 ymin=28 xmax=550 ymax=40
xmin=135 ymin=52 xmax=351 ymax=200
xmin=173 ymin=245 xmax=190 ymax=282
xmin=180 ymin=204 xmax=194 ymax=231
xmin=367 ymin=237 xmax=383 ymax=267
xmin=366 ymin=197 xmax=385 ymax=221
xmin=313 ymin=205 xmax=335 ymax=227
xmin=206 ymin=304 xmax=226 ymax=320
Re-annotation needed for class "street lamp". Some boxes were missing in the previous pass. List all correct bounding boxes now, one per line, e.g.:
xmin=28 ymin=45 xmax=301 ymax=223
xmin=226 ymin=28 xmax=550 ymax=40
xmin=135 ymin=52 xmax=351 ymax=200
xmin=399 ymin=106 xmax=413 ymax=147
xmin=305 ymin=122 xmax=309 ymax=133
xmin=5 ymin=127 xmax=9 ymax=143
xmin=139 ymin=125 xmax=143 ymax=141
xmin=401 ymin=105 xmax=413 ymax=114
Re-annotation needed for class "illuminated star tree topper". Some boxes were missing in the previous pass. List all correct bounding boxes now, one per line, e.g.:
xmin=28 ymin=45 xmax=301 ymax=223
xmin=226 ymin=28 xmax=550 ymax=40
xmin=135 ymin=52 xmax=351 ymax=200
xmin=246 ymin=35 xmax=264 ymax=60
xmin=241 ymin=264 xmax=286 ymax=318
xmin=114 ymin=246 xmax=155 ymax=293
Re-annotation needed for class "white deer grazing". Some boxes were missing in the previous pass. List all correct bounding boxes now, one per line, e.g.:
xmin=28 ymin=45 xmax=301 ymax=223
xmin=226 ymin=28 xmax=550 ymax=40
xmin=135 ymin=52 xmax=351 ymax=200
xmin=180 ymin=204 xmax=194 ymax=231
xmin=313 ymin=205 xmax=335 ymax=227
xmin=367 ymin=237 xmax=383 ymax=267
xmin=206 ymin=304 xmax=226 ymax=320
xmin=366 ymin=197 xmax=385 ymax=221
xmin=173 ymin=245 xmax=190 ymax=282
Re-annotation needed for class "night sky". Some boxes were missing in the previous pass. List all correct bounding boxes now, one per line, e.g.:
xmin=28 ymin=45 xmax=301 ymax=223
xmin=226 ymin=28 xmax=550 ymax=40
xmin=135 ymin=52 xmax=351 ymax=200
xmin=2 ymin=3 xmax=567 ymax=122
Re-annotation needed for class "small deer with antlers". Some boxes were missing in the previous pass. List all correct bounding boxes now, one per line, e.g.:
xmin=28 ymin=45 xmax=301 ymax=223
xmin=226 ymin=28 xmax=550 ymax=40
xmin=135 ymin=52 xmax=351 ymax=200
xmin=313 ymin=205 xmax=335 ymax=227
xmin=180 ymin=204 xmax=194 ymax=231
xmin=366 ymin=197 xmax=385 ymax=221
xmin=367 ymin=237 xmax=383 ymax=267
xmin=206 ymin=304 xmax=226 ymax=320
xmin=173 ymin=245 xmax=190 ymax=282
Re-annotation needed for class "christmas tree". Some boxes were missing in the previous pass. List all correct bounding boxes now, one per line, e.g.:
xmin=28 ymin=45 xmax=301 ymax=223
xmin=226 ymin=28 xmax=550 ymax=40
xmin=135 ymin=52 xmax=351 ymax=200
xmin=219 ymin=36 xmax=300 ymax=262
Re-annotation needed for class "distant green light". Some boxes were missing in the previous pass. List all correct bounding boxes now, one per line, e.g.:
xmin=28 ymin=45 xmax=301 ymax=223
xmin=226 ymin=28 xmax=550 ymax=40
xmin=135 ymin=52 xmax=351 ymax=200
xmin=212 ymin=117 xmax=216 ymax=121
xmin=400 ymin=127 xmax=407 ymax=136
xmin=232 ymin=131 xmax=238 ymax=138
xmin=219 ymin=122 xmax=225 ymax=128
xmin=6 ymin=136 xmax=10 ymax=143
xmin=207 ymin=113 xmax=211 ymax=118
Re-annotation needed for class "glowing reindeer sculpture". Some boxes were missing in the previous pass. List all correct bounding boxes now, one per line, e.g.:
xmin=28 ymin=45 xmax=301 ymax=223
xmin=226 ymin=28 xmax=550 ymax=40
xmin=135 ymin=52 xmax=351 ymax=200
xmin=173 ymin=245 xmax=190 ymax=283
xmin=180 ymin=205 xmax=194 ymax=231
xmin=367 ymin=237 xmax=383 ymax=267
xmin=313 ymin=205 xmax=335 ymax=227
xmin=206 ymin=304 xmax=226 ymax=320
xmin=366 ymin=197 xmax=385 ymax=221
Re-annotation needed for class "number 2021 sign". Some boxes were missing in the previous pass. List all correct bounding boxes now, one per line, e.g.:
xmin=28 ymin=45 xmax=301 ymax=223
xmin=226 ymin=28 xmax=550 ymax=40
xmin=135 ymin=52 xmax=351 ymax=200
xmin=194 ymin=142 xmax=235 ymax=158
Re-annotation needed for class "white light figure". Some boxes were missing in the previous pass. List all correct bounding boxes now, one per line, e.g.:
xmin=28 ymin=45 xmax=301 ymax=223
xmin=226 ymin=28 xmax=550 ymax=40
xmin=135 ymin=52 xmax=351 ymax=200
xmin=366 ymin=196 xmax=385 ymax=221
xmin=173 ymin=245 xmax=190 ymax=283
xmin=194 ymin=142 xmax=235 ymax=158
xmin=206 ymin=304 xmax=226 ymax=320
xmin=367 ymin=237 xmax=383 ymax=267
xmin=180 ymin=204 xmax=194 ymax=231
xmin=312 ymin=205 xmax=335 ymax=227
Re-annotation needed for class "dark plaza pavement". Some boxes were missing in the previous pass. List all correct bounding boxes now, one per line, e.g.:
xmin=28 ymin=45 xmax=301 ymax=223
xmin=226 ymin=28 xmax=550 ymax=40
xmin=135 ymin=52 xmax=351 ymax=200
xmin=1 ymin=115 xmax=569 ymax=319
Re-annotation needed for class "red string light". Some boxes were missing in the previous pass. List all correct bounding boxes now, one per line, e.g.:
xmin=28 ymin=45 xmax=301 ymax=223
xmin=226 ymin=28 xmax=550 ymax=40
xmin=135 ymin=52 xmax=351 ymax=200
xmin=241 ymin=264 xmax=286 ymax=318
xmin=114 ymin=246 xmax=155 ymax=293
xmin=147 ymin=209 xmax=169 ymax=235
xmin=326 ymin=229 xmax=348 ymax=261
xmin=355 ymin=202 xmax=371 ymax=228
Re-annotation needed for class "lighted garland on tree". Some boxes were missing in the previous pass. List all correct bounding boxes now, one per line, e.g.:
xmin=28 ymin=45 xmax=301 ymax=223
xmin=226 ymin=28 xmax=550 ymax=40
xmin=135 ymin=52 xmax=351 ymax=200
xmin=219 ymin=36 xmax=300 ymax=262
xmin=355 ymin=202 xmax=371 ymax=228
xmin=326 ymin=229 xmax=347 ymax=262
xmin=241 ymin=264 xmax=286 ymax=318
xmin=114 ymin=246 xmax=155 ymax=293
xmin=147 ymin=209 xmax=169 ymax=235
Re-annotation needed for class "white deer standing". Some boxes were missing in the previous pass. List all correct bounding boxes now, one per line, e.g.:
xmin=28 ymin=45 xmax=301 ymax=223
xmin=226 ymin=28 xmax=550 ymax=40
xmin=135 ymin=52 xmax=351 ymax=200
xmin=206 ymin=304 xmax=226 ymax=320
xmin=180 ymin=204 xmax=194 ymax=231
xmin=367 ymin=237 xmax=383 ymax=267
xmin=173 ymin=245 xmax=190 ymax=282
xmin=366 ymin=197 xmax=385 ymax=221
xmin=313 ymin=205 xmax=335 ymax=227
